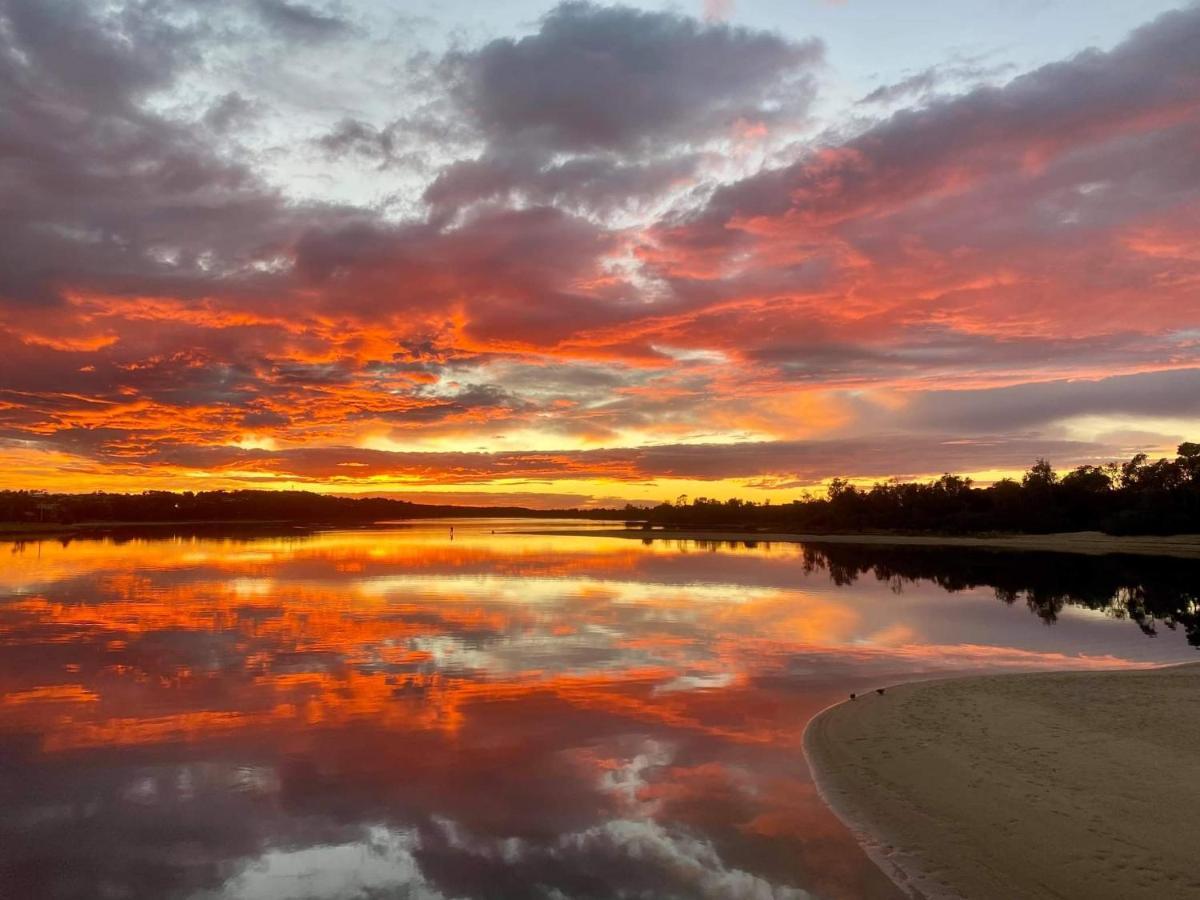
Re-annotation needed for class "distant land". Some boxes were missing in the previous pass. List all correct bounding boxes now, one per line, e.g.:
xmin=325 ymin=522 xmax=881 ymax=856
xmin=3 ymin=444 xmax=1197 ymax=541
xmin=0 ymin=489 xmax=626 ymax=538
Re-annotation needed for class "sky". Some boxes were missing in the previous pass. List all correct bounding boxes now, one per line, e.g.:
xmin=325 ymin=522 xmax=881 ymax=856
xmin=0 ymin=0 xmax=1198 ymax=507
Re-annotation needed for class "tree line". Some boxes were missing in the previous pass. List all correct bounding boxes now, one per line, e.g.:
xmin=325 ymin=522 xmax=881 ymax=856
xmin=0 ymin=489 xmax=621 ymax=528
xmin=3 ymin=443 xmax=1198 ymax=536
xmin=633 ymin=443 xmax=1200 ymax=535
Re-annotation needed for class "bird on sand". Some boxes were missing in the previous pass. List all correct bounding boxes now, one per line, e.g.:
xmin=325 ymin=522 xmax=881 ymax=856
xmin=876 ymin=688 xmax=886 ymax=695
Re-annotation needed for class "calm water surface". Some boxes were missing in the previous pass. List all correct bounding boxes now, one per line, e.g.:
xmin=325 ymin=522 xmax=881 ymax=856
xmin=1 ymin=520 xmax=1196 ymax=899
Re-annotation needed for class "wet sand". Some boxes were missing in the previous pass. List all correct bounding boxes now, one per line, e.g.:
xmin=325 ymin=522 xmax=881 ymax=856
xmin=525 ymin=528 xmax=1200 ymax=559
xmin=804 ymin=663 xmax=1200 ymax=899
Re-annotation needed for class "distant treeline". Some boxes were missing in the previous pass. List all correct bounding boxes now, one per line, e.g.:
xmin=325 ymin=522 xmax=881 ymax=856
xmin=0 ymin=489 xmax=624 ymax=527
xmin=3 ymin=443 xmax=1198 ymax=536
xmin=637 ymin=443 xmax=1200 ymax=536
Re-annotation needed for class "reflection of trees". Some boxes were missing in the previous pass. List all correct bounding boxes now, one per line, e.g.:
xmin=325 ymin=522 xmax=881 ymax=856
xmin=800 ymin=544 xmax=1200 ymax=647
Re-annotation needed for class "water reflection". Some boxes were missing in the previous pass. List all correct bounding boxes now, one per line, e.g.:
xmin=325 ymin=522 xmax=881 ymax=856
xmin=0 ymin=522 xmax=1194 ymax=899
xmin=796 ymin=542 xmax=1200 ymax=645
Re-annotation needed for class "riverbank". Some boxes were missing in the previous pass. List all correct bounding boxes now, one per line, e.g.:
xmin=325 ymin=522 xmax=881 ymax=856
xmin=0 ymin=519 xmax=311 ymax=541
xmin=804 ymin=663 xmax=1200 ymax=899
xmin=523 ymin=528 xmax=1200 ymax=559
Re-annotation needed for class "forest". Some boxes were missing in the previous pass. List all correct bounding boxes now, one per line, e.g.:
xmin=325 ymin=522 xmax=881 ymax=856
xmin=0 ymin=489 xmax=618 ymax=528
xmin=635 ymin=443 xmax=1200 ymax=535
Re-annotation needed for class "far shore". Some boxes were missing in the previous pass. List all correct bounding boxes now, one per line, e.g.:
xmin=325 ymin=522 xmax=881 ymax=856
xmin=804 ymin=663 xmax=1200 ymax=900
xmin=521 ymin=527 xmax=1200 ymax=558
xmin=8 ymin=520 xmax=1200 ymax=559
xmin=0 ymin=519 xmax=314 ymax=541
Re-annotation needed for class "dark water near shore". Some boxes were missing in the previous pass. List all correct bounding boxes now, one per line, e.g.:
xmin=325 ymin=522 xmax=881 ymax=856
xmin=1 ymin=520 xmax=1195 ymax=899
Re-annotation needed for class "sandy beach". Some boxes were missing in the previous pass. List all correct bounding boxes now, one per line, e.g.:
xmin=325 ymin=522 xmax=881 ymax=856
xmin=804 ymin=663 xmax=1200 ymax=899
xmin=525 ymin=529 xmax=1200 ymax=559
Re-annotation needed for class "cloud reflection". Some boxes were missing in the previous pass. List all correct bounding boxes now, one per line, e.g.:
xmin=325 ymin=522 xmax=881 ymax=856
xmin=1 ymin=525 xmax=1194 ymax=897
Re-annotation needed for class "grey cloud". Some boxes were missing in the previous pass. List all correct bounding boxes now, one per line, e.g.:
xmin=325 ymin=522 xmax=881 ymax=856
xmin=424 ymin=151 xmax=702 ymax=218
xmin=858 ymin=58 xmax=1016 ymax=105
xmin=424 ymin=2 xmax=821 ymax=215
xmin=240 ymin=408 xmax=291 ymax=428
xmin=313 ymin=111 xmax=472 ymax=178
xmin=290 ymin=205 xmax=640 ymax=345
xmin=552 ymin=819 xmax=808 ymax=900
xmin=689 ymin=4 xmax=1200 ymax=241
xmin=624 ymin=436 xmax=1108 ymax=483
xmin=904 ymin=368 xmax=1200 ymax=433
xmin=203 ymin=91 xmax=256 ymax=133
xmin=858 ymin=68 xmax=942 ymax=105
xmin=745 ymin=330 xmax=1191 ymax=386
xmin=369 ymin=383 xmax=535 ymax=424
xmin=0 ymin=0 xmax=319 ymax=306
xmin=252 ymin=0 xmax=351 ymax=41
xmin=483 ymin=362 xmax=638 ymax=396
xmin=442 ymin=2 xmax=820 ymax=154
xmin=316 ymin=117 xmax=391 ymax=158
xmin=31 ymin=434 xmax=1117 ymax=487
xmin=0 ymin=0 xmax=198 ymax=113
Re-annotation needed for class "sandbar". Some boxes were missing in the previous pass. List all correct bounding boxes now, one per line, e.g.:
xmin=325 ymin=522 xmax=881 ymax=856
xmin=804 ymin=663 xmax=1200 ymax=899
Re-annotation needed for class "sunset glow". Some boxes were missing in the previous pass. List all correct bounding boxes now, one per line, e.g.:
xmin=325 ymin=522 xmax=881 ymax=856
xmin=2 ymin=1 xmax=1198 ymax=503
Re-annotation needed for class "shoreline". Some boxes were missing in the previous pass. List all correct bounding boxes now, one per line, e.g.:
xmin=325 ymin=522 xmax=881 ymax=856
xmin=521 ymin=528 xmax=1200 ymax=558
xmin=0 ymin=519 xmax=319 ymax=541
xmin=803 ymin=663 xmax=1200 ymax=900
xmin=8 ymin=520 xmax=1200 ymax=559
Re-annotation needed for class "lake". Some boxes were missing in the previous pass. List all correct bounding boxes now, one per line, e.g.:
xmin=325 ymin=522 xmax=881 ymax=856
xmin=1 ymin=520 xmax=1196 ymax=899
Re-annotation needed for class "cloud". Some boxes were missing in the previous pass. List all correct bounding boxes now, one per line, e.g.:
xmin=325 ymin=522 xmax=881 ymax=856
xmin=3 ymin=433 xmax=1116 ymax=489
xmin=252 ymin=0 xmax=352 ymax=41
xmin=0 ymin=0 xmax=310 ymax=306
xmin=423 ymin=152 xmax=702 ymax=219
xmin=423 ymin=2 xmax=821 ymax=215
xmin=640 ymin=3 xmax=1200 ymax=398
xmin=203 ymin=91 xmax=257 ymax=133
xmin=677 ymin=4 xmax=1200 ymax=236
xmin=441 ymin=2 xmax=821 ymax=154
xmin=857 ymin=58 xmax=1016 ymax=105
xmin=553 ymin=818 xmax=809 ymax=899
xmin=0 ymin=0 xmax=196 ymax=113
xmin=904 ymin=369 xmax=1200 ymax=433
xmin=0 ymin=1 xmax=1198 ymax=496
